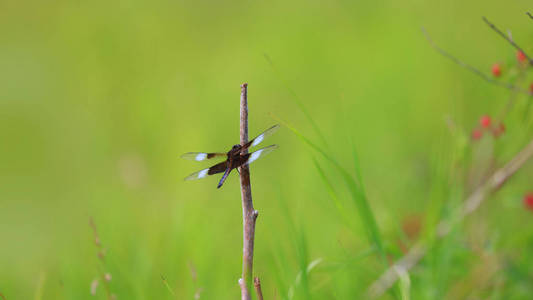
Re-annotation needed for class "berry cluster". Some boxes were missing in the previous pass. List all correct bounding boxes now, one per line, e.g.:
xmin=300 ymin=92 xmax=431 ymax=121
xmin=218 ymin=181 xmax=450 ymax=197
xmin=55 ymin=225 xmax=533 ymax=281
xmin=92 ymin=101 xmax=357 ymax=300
xmin=492 ymin=51 xmax=533 ymax=93
xmin=471 ymin=115 xmax=505 ymax=140
xmin=471 ymin=50 xmax=533 ymax=141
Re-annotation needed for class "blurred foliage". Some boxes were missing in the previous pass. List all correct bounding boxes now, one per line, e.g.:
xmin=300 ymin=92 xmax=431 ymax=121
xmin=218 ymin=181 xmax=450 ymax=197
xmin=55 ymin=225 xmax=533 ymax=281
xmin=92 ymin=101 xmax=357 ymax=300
xmin=1 ymin=0 xmax=533 ymax=299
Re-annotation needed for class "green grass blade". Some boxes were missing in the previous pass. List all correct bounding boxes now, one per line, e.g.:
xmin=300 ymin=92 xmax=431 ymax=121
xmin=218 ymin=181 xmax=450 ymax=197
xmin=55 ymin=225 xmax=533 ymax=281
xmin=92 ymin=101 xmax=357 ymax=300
xmin=350 ymin=139 xmax=365 ymax=191
xmin=312 ymin=158 xmax=354 ymax=228
xmin=296 ymin=230 xmax=312 ymax=300
xmin=271 ymin=244 xmax=290 ymax=300
xmin=274 ymin=115 xmax=387 ymax=266
xmin=397 ymin=268 xmax=411 ymax=300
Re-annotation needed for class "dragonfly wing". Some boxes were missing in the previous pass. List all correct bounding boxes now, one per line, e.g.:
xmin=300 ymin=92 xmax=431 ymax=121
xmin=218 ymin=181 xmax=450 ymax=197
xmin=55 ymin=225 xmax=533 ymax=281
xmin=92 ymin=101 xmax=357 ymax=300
xmin=243 ymin=124 xmax=280 ymax=150
xmin=184 ymin=161 xmax=227 ymax=180
xmin=181 ymin=152 xmax=226 ymax=161
xmin=245 ymin=144 xmax=279 ymax=165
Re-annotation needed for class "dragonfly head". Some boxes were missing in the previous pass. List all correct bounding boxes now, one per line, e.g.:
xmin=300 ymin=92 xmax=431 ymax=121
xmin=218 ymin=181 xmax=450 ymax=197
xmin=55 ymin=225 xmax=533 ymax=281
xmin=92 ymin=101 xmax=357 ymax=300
xmin=229 ymin=144 xmax=241 ymax=153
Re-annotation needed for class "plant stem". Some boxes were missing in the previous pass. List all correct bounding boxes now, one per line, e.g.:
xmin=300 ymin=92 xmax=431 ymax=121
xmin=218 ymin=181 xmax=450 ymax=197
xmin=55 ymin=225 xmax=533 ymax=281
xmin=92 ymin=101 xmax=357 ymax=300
xmin=254 ymin=277 xmax=264 ymax=300
xmin=421 ymin=27 xmax=531 ymax=95
xmin=482 ymin=16 xmax=533 ymax=65
xmin=238 ymin=83 xmax=259 ymax=300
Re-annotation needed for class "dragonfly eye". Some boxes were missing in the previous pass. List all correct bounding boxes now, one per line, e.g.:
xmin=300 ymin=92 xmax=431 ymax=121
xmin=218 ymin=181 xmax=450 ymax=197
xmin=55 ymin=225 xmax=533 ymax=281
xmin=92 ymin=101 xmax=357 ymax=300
xmin=232 ymin=144 xmax=240 ymax=150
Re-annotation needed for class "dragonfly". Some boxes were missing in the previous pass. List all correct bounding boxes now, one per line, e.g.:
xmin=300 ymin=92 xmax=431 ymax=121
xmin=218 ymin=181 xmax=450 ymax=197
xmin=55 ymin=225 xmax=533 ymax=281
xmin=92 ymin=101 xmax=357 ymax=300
xmin=181 ymin=124 xmax=280 ymax=188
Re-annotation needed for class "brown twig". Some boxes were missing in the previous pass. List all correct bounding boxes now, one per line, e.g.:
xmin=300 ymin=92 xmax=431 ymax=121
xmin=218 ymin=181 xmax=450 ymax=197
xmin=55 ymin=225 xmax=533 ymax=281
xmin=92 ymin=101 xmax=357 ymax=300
xmin=238 ymin=83 xmax=259 ymax=300
xmin=367 ymin=138 xmax=533 ymax=298
xmin=89 ymin=217 xmax=105 ymax=261
xmin=482 ymin=16 xmax=533 ymax=65
xmin=254 ymin=277 xmax=264 ymax=300
xmin=89 ymin=217 xmax=114 ymax=299
xmin=527 ymin=12 xmax=533 ymax=20
xmin=421 ymin=27 xmax=531 ymax=95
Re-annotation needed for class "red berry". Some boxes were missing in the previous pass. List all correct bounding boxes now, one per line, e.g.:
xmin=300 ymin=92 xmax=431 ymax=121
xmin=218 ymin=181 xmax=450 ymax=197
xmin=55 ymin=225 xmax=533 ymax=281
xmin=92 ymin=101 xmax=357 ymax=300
xmin=524 ymin=193 xmax=533 ymax=211
xmin=479 ymin=115 xmax=492 ymax=128
xmin=492 ymin=122 xmax=505 ymax=137
xmin=471 ymin=128 xmax=483 ymax=140
xmin=517 ymin=51 xmax=527 ymax=63
xmin=492 ymin=64 xmax=501 ymax=77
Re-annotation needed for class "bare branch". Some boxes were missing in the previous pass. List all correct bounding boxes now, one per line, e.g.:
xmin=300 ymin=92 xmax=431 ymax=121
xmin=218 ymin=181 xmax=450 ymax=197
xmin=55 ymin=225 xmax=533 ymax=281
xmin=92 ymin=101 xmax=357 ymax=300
xmin=254 ymin=277 xmax=264 ymax=300
xmin=421 ymin=27 xmax=531 ymax=95
xmin=482 ymin=16 xmax=533 ymax=65
xmin=527 ymin=12 xmax=533 ymax=20
xmin=367 ymin=138 xmax=533 ymax=298
xmin=239 ymin=83 xmax=258 ymax=300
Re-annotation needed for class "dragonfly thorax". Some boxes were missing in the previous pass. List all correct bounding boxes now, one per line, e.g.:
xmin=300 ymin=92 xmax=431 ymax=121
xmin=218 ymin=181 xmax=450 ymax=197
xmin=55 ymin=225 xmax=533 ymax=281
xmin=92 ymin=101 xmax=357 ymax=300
xmin=229 ymin=144 xmax=241 ymax=153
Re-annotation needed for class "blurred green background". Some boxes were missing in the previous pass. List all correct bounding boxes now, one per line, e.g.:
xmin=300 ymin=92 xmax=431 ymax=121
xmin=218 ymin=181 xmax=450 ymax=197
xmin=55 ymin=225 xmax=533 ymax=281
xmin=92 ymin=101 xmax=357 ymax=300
xmin=2 ymin=0 xmax=533 ymax=299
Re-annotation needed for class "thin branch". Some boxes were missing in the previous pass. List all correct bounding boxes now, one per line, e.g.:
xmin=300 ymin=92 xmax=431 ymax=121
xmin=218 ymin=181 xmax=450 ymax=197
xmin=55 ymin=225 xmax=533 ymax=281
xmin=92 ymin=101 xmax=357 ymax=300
xmin=527 ymin=12 xmax=533 ymax=20
xmin=254 ymin=277 xmax=264 ymax=300
xmin=367 ymin=138 xmax=533 ymax=299
xmin=238 ymin=83 xmax=259 ymax=300
xmin=482 ymin=16 xmax=533 ymax=65
xmin=421 ymin=27 xmax=531 ymax=95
